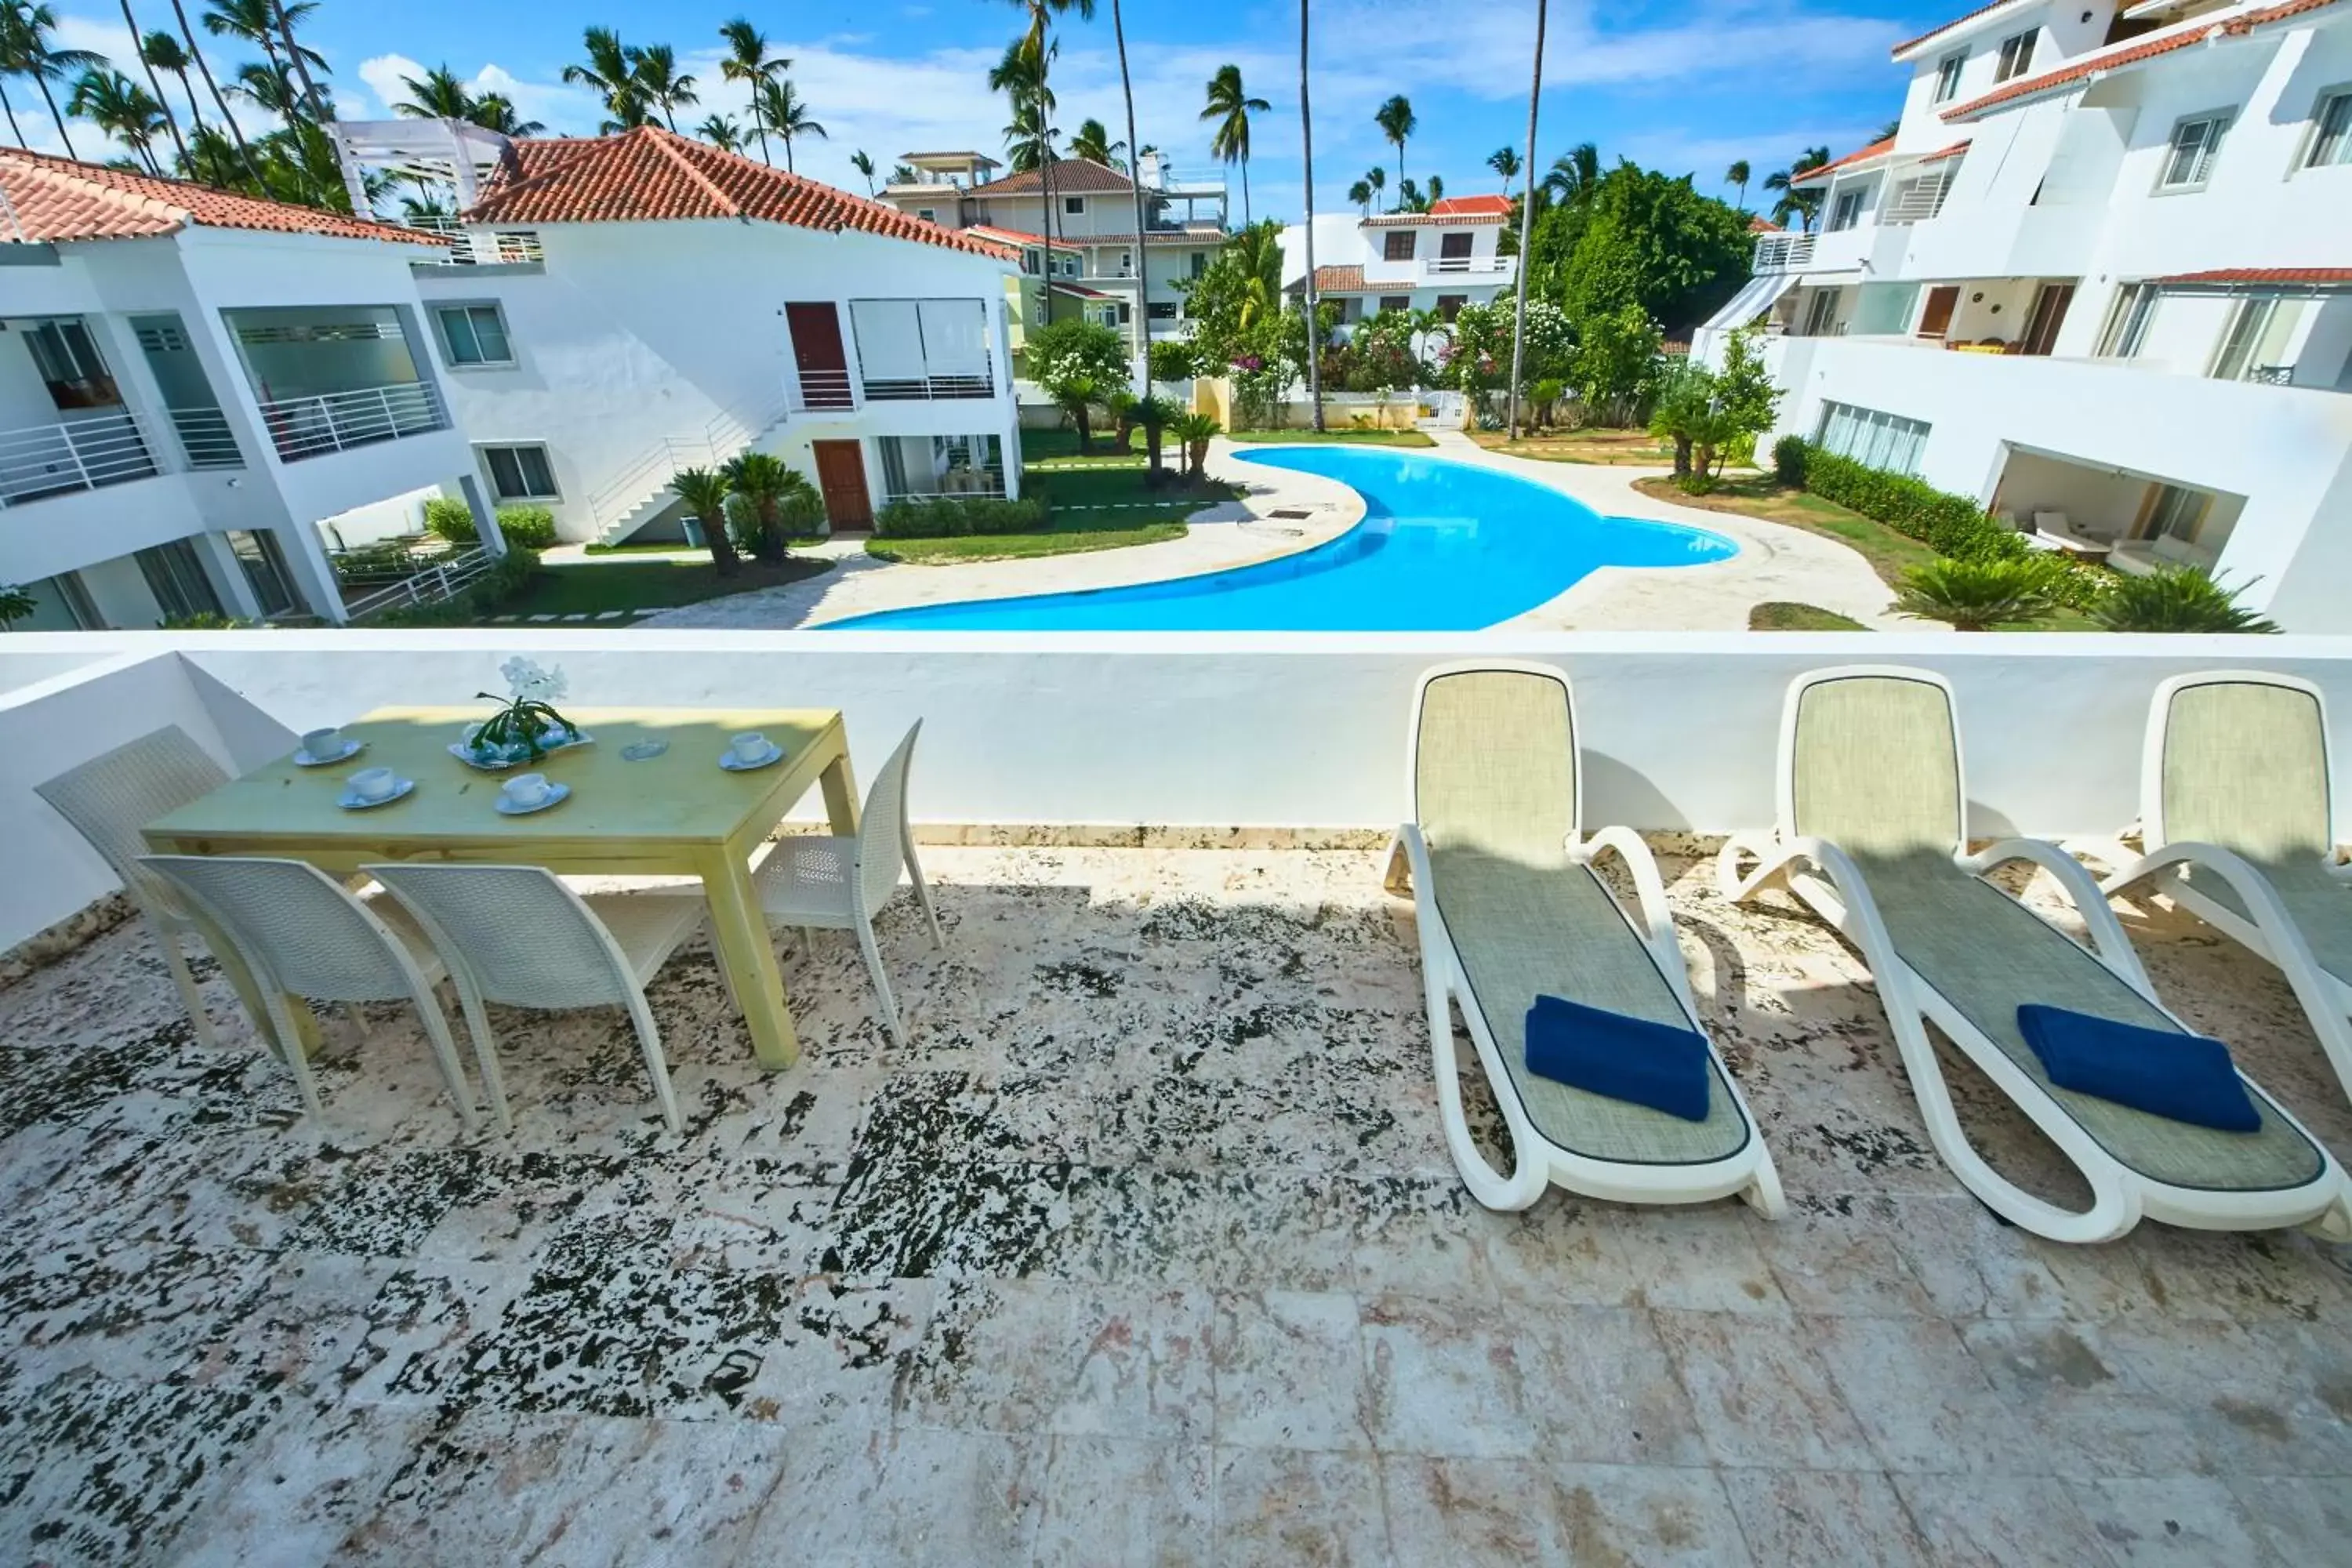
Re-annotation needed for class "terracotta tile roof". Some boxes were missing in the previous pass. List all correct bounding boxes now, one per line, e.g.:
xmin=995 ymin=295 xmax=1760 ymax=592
xmin=1893 ymin=0 xmax=2027 ymax=58
xmin=0 ymin=147 xmax=448 ymax=247
xmin=2152 ymin=266 xmax=2352 ymax=285
xmin=1942 ymin=0 xmax=2343 ymax=122
xmin=1361 ymin=208 xmax=1512 ymax=226
xmin=972 ymin=223 xmax=1222 ymax=250
xmin=466 ymin=127 xmax=1015 ymax=260
xmin=1788 ymin=138 xmax=1896 ymax=187
xmin=1748 ymin=216 xmax=1784 ymax=232
xmin=1048 ymin=279 xmax=1115 ymax=299
xmin=1286 ymin=263 xmax=1375 ymax=294
xmin=963 ymin=158 xmax=1138 ymax=198
xmin=1428 ymin=194 xmax=1513 ymax=217
xmin=967 ymin=223 xmax=1081 ymax=252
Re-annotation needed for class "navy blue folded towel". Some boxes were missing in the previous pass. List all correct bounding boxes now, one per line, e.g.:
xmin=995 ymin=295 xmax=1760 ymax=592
xmin=1523 ymin=993 xmax=1712 ymax=1123
xmin=2016 ymin=1005 xmax=2261 ymax=1134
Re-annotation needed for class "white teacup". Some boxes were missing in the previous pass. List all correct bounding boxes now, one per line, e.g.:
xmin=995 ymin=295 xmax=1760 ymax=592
xmin=501 ymin=771 xmax=552 ymax=809
xmin=301 ymin=727 xmax=343 ymax=760
xmin=350 ymin=766 xmax=399 ymax=802
xmin=729 ymin=732 xmax=771 ymax=764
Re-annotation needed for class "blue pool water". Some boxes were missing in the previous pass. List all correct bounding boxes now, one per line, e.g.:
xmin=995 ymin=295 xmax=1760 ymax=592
xmin=827 ymin=446 xmax=1736 ymax=632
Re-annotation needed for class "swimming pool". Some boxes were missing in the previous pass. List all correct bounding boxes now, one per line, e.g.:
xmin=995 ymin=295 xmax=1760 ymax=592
xmin=826 ymin=445 xmax=1737 ymax=632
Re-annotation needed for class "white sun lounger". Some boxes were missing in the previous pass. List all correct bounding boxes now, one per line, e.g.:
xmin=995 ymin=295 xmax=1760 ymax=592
xmin=1383 ymin=661 xmax=1784 ymax=1216
xmin=1718 ymin=664 xmax=2350 ymax=1244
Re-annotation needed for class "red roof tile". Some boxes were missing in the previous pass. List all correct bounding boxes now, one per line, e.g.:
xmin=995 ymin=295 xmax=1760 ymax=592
xmin=967 ymin=223 xmax=1081 ymax=252
xmin=468 ymin=127 xmax=1015 ymax=260
xmin=1286 ymin=264 xmax=1374 ymax=294
xmin=1788 ymin=138 xmax=1896 ymax=187
xmin=963 ymin=158 xmax=1138 ymax=198
xmin=0 ymin=147 xmax=447 ymax=247
xmin=1748 ymin=216 xmax=1785 ymax=232
xmin=2153 ymin=266 xmax=2352 ymax=285
xmin=1942 ymin=0 xmax=2343 ymax=121
xmin=1428 ymin=194 xmax=1513 ymax=217
xmin=1893 ymin=0 xmax=2027 ymax=58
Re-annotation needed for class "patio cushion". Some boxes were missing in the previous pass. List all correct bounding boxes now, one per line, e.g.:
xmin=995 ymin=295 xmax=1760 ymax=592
xmin=1526 ymin=993 xmax=1712 ymax=1123
xmin=1860 ymin=850 xmax=2325 ymax=1192
xmin=2016 ymin=1005 xmax=2260 ymax=1134
xmin=1427 ymin=844 xmax=1751 ymax=1167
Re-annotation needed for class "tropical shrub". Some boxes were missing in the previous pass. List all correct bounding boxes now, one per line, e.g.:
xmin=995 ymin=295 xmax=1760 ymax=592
xmin=1892 ymin=557 xmax=2067 ymax=632
xmin=423 ymin=495 xmax=477 ymax=543
xmin=1792 ymin=443 xmax=2029 ymax=564
xmin=668 ymin=466 xmax=739 ymax=575
xmin=329 ymin=539 xmax=428 ymax=584
xmin=873 ymin=495 xmax=1049 ymax=539
xmin=1568 ymin=302 xmax=1663 ymax=426
xmin=1148 ymin=339 xmax=1196 ymax=385
xmin=0 ymin=583 xmax=36 ymax=630
xmin=1028 ymin=318 xmax=1131 ymax=452
xmin=494 ymin=505 xmax=557 ymax=549
xmin=1773 ymin=434 xmax=1809 ymax=487
xmin=1133 ymin=395 xmax=1178 ymax=478
xmin=1105 ymin=389 xmax=1139 ymax=450
xmin=721 ymin=450 xmax=797 ymax=561
xmin=1173 ymin=412 xmax=1220 ymax=481
xmin=372 ymin=548 xmax=543 ymax=626
xmin=1528 ymin=378 xmax=1566 ymax=428
xmin=2092 ymin=567 xmax=2280 ymax=633
xmin=158 ymin=612 xmax=254 ymax=630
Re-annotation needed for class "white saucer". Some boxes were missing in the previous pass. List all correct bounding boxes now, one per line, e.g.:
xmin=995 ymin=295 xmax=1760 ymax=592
xmin=494 ymin=782 xmax=571 ymax=815
xmin=337 ymin=778 xmax=415 ymax=810
xmin=719 ymin=744 xmax=783 ymax=772
xmin=294 ymin=739 xmax=363 ymax=768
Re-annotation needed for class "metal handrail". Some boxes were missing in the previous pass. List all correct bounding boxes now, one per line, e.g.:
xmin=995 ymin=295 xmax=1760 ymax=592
xmin=790 ymin=368 xmax=858 ymax=412
xmin=585 ymin=390 xmax=791 ymax=530
xmin=1425 ymin=256 xmax=1512 ymax=275
xmin=167 ymin=407 xmax=243 ymax=470
xmin=255 ymin=382 xmax=448 ymax=463
xmin=1751 ymin=232 xmax=1819 ymax=272
xmin=0 ymin=410 xmax=160 ymax=506
xmin=403 ymin=216 xmax=546 ymax=267
xmin=862 ymin=366 xmax=995 ymax=402
xmin=343 ymin=545 xmax=496 ymax=619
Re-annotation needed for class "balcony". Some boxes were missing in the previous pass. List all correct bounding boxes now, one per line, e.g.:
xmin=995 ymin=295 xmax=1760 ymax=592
xmin=254 ymin=382 xmax=450 ymax=463
xmin=165 ymin=408 xmax=243 ymax=470
xmin=401 ymin=215 xmax=546 ymax=268
xmin=0 ymin=412 xmax=160 ymax=507
xmin=0 ymin=632 xmax=2348 ymax=1559
xmin=1424 ymin=255 xmax=1513 ymax=280
xmin=1751 ymin=231 xmax=1819 ymax=273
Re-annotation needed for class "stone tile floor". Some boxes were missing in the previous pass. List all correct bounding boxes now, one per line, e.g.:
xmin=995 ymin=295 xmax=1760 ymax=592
xmin=0 ymin=845 xmax=2347 ymax=1566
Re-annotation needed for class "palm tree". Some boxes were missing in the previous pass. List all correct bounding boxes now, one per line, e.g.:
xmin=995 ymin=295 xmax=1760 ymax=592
xmin=202 ymin=0 xmax=324 ymax=116
xmin=1000 ymin=90 xmax=1057 ymax=173
xmin=230 ymin=58 xmax=300 ymax=138
xmin=1425 ymin=172 xmax=1443 ymax=206
xmin=697 ymin=112 xmax=743 ymax=153
xmin=1396 ymin=176 xmax=1420 ymax=211
xmin=1363 ymin=165 xmax=1383 ymax=209
xmin=1106 ymin=0 xmax=1150 ymax=372
xmin=667 ymin=466 xmax=740 ymax=575
xmin=626 ymin=42 xmax=695 ymax=132
xmin=720 ymin=450 xmax=793 ymax=561
xmin=1763 ymin=145 xmax=1830 ymax=230
xmin=70 ymin=68 xmax=166 ymax=172
xmin=1542 ymin=141 xmax=1600 ymax=206
xmin=1725 ymin=158 xmax=1749 ymax=212
xmin=563 ymin=27 xmax=646 ymax=133
xmin=1875 ymin=116 xmax=1901 ymax=142
xmin=758 ymin=78 xmax=822 ymax=173
xmin=1299 ymin=0 xmax=1321 ymax=431
xmin=1373 ymin=93 xmax=1414 ymax=211
xmin=2 ymin=1 xmax=103 ymax=157
xmin=140 ymin=29 xmax=202 ymax=134
xmin=167 ymin=0 xmax=255 ymax=183
xmin=468 ymin=93 xmax=541 ymax=136
xmin=1347 ymin=176 xmax=1370 ymax=215
xmin=1002 ymin=0 xmax=1095 ymax=325
xmin=890 ymin=160 xmax=916 ymax=183
xmin=717 ymin=18 xmax=786 ymax=165
xmin=267 ymin=0 xmax=325 ymax=125
xmin=1487 ymin=145 xmax=1519 ymax=188
xmin=395 ymin=63 xmax=470 ymax=119
xmin=1068 ymin=115 xmax=1119 ymax=165
xmin=848 ymin=147 xmax=874 ymax=191
xmin=1200 ymin=64 xmax=1269 ymax=226
xmin=121 ymin=3 xmax=187 ymax=172
xmin=1505 ymin=0 xmax=1546 ymax=440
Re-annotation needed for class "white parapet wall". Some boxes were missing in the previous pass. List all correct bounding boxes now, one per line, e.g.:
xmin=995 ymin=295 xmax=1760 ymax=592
xmin=4 ymin=629 xmax=2351 ymax=951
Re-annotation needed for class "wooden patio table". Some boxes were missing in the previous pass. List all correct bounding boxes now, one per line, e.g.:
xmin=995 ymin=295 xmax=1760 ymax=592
xmin=143 ymin=706 xmax=858 ymax=1072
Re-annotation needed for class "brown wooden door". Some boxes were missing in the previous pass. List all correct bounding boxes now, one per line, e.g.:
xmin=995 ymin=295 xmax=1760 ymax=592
xmin=812 ymin=440 xmax=873 ymax=529
xmin=786 ymin=302 xmax=854 ymax=408
xmin=2020 ymin=282 xmax=2075 ymax=356
xmin=1917 ymin=285 xmax=1960 ymax=339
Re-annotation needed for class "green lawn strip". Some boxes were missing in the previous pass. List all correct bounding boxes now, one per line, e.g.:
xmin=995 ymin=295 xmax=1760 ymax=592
xmin=580 ymin=539 xmax=708 ymax=556
xmin=1035 ymin=466 xmax=1240 ymax=510
xmin=1225 ymin=428 xmax=1434 ymax=447
xmin=1473 ymin=428 xmax=1679 ymax=465
xmin=1750 ymin=601 xmax=1870 ymax=631
xmin=867 ymin=516 xmax=1188 ymax=564
xmin=499 ymin=557 xmax=829 ymax=619
xmin=1020 ymin=426 xmax=1146 ymax=466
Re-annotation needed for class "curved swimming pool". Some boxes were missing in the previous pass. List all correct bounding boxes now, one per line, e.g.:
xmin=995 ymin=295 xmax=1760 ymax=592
xmin=826 ymin=445 xmax=1737 ymax=632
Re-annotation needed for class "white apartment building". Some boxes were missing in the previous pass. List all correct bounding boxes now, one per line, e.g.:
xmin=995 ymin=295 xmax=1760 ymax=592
xmin=1281 ymin=197 xmax=1521 ymax=328
xmin=329 ymin=123 xmax=1027 ymax=547
xmin=0 ymin=149 xmax=496 ymax=630
xmin=876 ymin=151 xmax=1228 ymax=355
xmin=1697 ymin=0 xmax=2352 ymax=629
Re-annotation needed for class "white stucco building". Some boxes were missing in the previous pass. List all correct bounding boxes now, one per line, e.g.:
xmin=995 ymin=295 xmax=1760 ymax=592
xmin=0 ymin=149 xmax=492 ymax=630
xmin=1280 ymin=196 xmax=1520 ymax=328
xmin=1696 ymin=0 xmax=2352 ymax=629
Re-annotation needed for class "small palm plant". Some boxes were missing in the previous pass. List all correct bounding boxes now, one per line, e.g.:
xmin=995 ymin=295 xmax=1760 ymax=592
xmin=1892 ymin=557 xmax=2065 ymax=633
xmin=720 ymin=451 xmax=793 ymax=561
xmin=1173 ymin=412 xmax=1219 ymax=481
xmin=669 ymin=466 xmax=740 ymax=575
xmin=1104 ymin=389 xmax=1138 ymax=454
xmin=0 ymin=583 xmax=35 ymax=631
xmin=2092 ymin=566 xmax=2279 ymax=633
xmin=1134 ymin=395 xmax=1178 ymax=481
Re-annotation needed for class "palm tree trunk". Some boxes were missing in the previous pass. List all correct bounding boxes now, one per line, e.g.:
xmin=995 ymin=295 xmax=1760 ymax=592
xmin=123 ymin=0 xmax=191 ymax=173
xmin=1240 ymin=156 xmax=1250 ymax=227
xmin=172 ymin=0 xmax=257 ymax=186
xmin=34 ymin=74 xmax=77 ymax=160
xmin=1505 ymin=0 xmax=1546 ymax=441
xmin=272 ymin=0 xmax=325 ymax=123
xmin=0 ymin=81 xmax=24 ymax=148
xmin=751 ymin=100 xmax=770 ymax=165
xmin=783 ymin=132 xmax=793 ymax=174
xmin=1110 ymin=0 xmax=1150 ymax=381
xmin=1299 ymin=0 xmax=1322 ymax=433
xmin=1039 ymin=89 xmax=1057 ymax=326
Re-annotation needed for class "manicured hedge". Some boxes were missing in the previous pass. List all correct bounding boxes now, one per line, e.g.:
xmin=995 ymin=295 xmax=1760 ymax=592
xmin=423 ymin=499 xmax=557 ymax=549
xmin=873 ymin=495 xmax=1049 ymax=539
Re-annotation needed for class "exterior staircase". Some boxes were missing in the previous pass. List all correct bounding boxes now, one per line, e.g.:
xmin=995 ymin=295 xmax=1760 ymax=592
xmin=586 ymin=394 xmax=791 ymax=547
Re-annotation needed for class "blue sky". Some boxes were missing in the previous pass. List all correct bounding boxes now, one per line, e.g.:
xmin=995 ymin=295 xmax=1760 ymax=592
xmin=31 ymin=0 xmax=1946 ymax=219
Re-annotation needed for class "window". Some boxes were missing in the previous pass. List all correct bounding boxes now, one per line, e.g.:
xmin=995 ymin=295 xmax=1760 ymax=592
xmin=23 ymin=319 xmax=118 ymax=408
xmin=227 ymin=530 xmax=297 ymax=616
xmin=2303 ymin=89 xmax=2352 ymax=169
xmin=1189 ymin=251 xmax=1208 ymax=278
xmin=1815 ymin=401 xmax=1931 ymax=477
xmin=2139 ymin=483 xmax=2213 ymax=543
xmin=434 ymin=303 xmax=513 ymax=368
xmin=1827 ymin=187 xmax=1867 ymax=231
xmin=134 ymin=539 xmax=222 ymax=622
xmin=481 ymin=443 xmax=557 ymax=501
xmin=1994 ymin=30 xmax=2037 ymax=82
xmin=1116 ymin=302 xmax=1132 ymax=324
xmin=1933 ymin=52 xmax=1965 ymax=103
xmin=1064 ymin=195 xmax=1085 ymax=215
xmin=1436 ymin=294 xmax=1468 ymax=321
xmin=1379 ymin=295 xmax=1411 ymax=314
xmin=2209 ymin=294 xmax=2305 ymax=382
xmin=1146 ymin=301 xmax=1178 ymax=321
xmin=1383 ymin=230 xmax=1417 ymax=262
xmin=2158 ymin=113 xmax=2230 ymax=191
xmin=2096 ymin=283 xmax=2160 ymax=357
xmin=916 ymin=208 xmax=937 ymax=223
xmin=1438 ymin=231 xmax=1474 ymax=260
xmin=1802 ymin=289 xmax=1842 ymax=336
xmin=1118 ymin=250 xmax=1132 ymax=276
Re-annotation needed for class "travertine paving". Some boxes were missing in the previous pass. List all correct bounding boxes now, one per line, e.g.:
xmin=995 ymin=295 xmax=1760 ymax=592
xmin=0 ymin=845 xmax=2346 ymax=1566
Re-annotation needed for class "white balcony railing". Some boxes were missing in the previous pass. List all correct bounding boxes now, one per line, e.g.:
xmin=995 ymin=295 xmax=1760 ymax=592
xmin=167 ymin=407 xmax=243 ymax=470
xmin=863 ymin=364 xmax=995 ymax=403
xmin=1752 ymin=232 xmax=1818 ymax=273
xmin=256 ymin=383 xmax=449 ymax=463
xmin=1426 ymin=256 xmax=1512 ymax=278
xmin=0 ymin=411 xmax=160 ymax=507
xmin=340 ymin=546 xmax=497 ymax=620
xmin=403 ymin=216 xmax=546 ymax=267
xmin=791 ymin=369 xmax=858 ymax=413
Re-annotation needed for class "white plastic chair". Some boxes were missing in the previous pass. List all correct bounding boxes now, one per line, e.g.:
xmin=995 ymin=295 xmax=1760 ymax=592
xmin=138 ymin=855 xmax=481 ymax=1131
xmin=38 ymin=728 xmax=230 ymax=1048
xmin=753 ymin=723 xmax=942 ymax=1045
xmin=364 ymin=862 xmax=706 ymax=1134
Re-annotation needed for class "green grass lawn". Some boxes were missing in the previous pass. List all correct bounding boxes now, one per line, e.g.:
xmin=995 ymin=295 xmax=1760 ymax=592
xmin=496 ymin=556 xmax=830 ymax=619
xmin=1750 ymin=601 xmax=1870 ymax=631
xmin=1226 ymin=428 xmax=1435 ymax=447
xmin=1474 ymin=427 xmax=1680 ymax=465
xmin=1020 ymin=426 xmax=1147 ymax=469
xmin=869 ymin=464 xmax=1240 ymax=566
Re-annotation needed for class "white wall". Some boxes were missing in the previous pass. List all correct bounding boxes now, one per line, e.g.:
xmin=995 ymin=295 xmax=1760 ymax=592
xmin=8 ymin=630 xmax=2352 ymax=950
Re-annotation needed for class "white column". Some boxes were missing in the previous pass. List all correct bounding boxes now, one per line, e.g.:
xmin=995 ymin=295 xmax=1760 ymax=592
xmin=188 ymin=531 xmax=263 ymax=620
xmin=460 ymin=474 xmax=508 ymax=557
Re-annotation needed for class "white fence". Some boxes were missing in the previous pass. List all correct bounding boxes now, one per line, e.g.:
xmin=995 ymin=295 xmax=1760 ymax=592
xmin=7 ymin=631 xmax=2352 ymax=953
xmin=339 ymin=547 xmax=499 ymax=621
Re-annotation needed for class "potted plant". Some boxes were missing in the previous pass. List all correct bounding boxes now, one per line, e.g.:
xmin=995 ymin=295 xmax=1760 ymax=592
xmin=463 ymin=658 xmax=582 ymax=766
